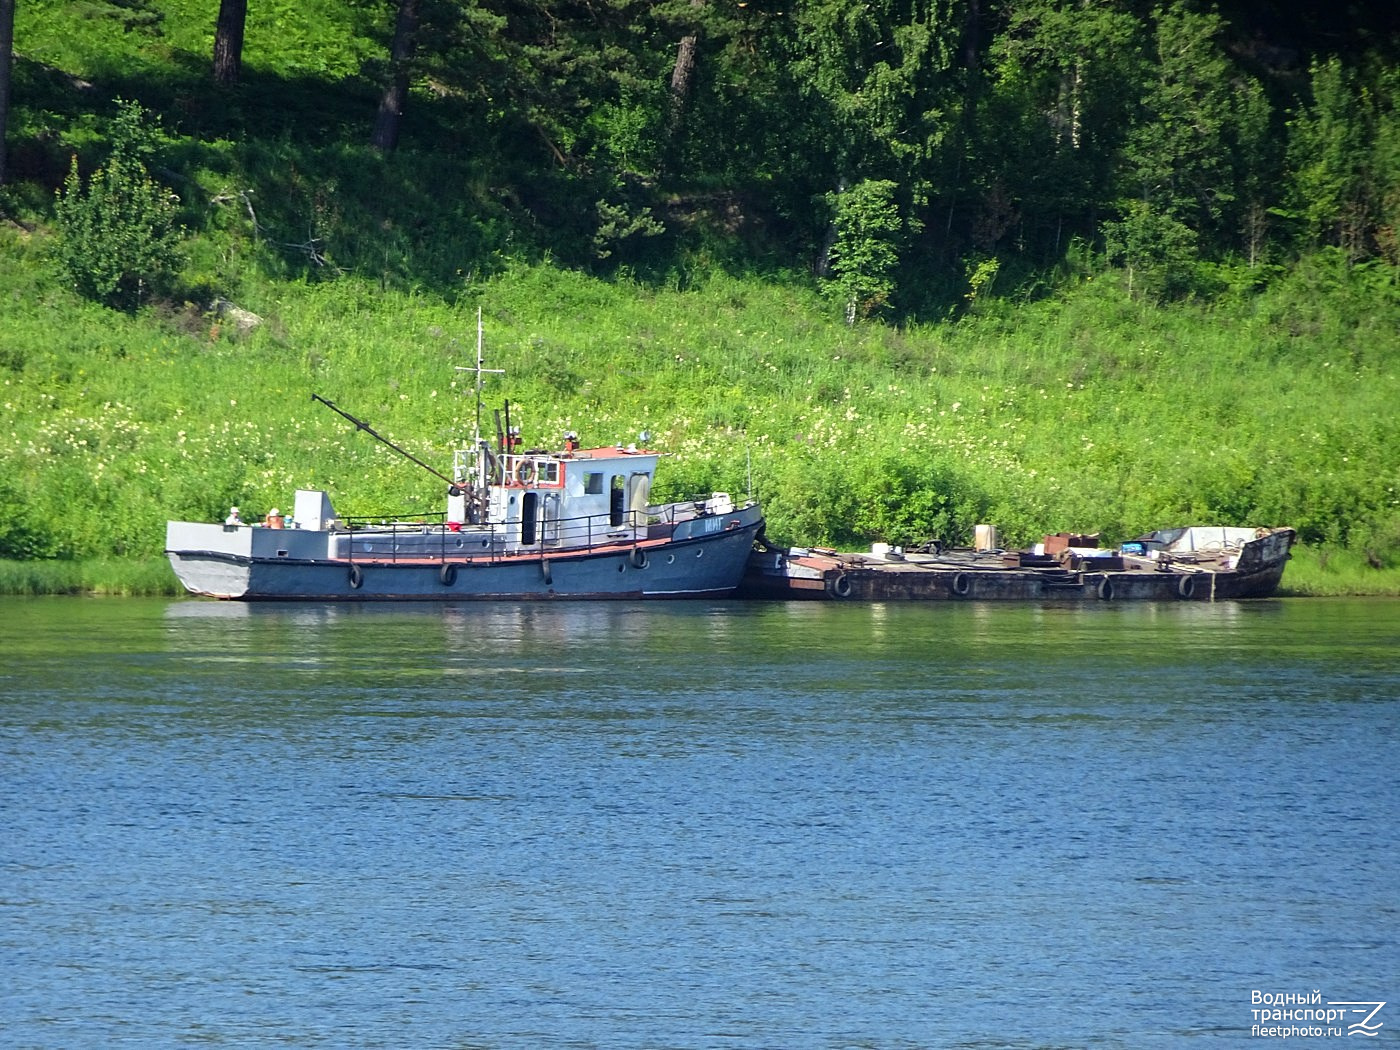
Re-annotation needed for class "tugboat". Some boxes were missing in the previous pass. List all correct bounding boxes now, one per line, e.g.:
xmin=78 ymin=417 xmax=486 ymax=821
xmin=166 ymin=323 xmax=764 ymax=601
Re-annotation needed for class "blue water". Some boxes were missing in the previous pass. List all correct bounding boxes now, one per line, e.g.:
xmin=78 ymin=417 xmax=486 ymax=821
xmin=2 ymin=597 xmax=1398 ymax=1048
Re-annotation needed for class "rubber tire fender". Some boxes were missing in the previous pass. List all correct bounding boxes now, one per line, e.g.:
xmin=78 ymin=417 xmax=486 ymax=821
xmin=951 ymin=572 xmax=971 ymax=597
xmin=830 ymin=572 xmax=852 ymax=599
xmin=440 ymin=562 xmax=458 ymax=586
xmin=349 ymin=564 xmax=364 ymax=590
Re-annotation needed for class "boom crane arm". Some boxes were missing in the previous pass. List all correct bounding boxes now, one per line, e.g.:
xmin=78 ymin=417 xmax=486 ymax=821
xmin=311 ymin=393 xmax=462 ymax=495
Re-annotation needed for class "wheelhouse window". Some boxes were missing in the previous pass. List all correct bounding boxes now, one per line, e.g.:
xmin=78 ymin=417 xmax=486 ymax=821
xmin=584 ymin=471 xmax=604 ymax=495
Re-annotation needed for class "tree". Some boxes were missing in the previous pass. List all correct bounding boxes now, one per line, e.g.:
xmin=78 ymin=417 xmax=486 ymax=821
xmin=213 ymin=0 xmax=248 ymax=86
xmin=979 ymin=0 xmax=1150 ymax=262
xmin=53 ymin=100 xmax=184 ymax=310
xmin=1286 ymin=56 xmax=1399 ymax=263
xmin=1102 ymin=199 xmax=1197 ymax=302
xmin=785 ymin=0 xmax=963 ymax=193
xmin=824 ymin=179 xmax=906 ymax=323
xmin=1119 ymin=4 xmax=1271 ymax=257
xmin=0 ymin=0 xmax=14 ymax=185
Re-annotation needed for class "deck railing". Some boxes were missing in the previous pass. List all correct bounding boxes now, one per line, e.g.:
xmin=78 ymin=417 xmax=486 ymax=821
xmin=334 ymin=497 xmax=727 ymax=565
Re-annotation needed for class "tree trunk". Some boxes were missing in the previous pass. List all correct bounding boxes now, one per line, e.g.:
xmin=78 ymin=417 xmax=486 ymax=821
xmin=0 ymin=0 xmax=15 ymax=185
xmin=371 ymin=0 xmax=422 ymax=153
xmin=213 ymin=0 xmax=247 ymax=86
xmin=664 ymin=0 xmax=705 ymax=154
xmin=669 ymin=35 xmax=698 ymax=117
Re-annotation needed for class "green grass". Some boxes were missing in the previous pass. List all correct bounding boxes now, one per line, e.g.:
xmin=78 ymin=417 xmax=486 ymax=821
xmin=1278 ymin=546 xmax=1400 ymax=597
xmin=0 ymin=557 xmax=180 ymax=596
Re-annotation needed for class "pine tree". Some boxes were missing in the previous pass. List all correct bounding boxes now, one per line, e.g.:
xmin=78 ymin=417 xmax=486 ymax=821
xmin=53 ymin=100 xmax=184 ymax=311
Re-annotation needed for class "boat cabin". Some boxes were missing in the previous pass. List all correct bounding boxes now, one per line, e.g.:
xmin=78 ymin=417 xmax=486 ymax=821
xmin=448 ymin=444 xmax=659 ymax=552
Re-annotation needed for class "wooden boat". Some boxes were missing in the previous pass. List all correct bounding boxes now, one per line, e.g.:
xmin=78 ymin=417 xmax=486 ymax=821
xmin=739 ymin=525 xmax=1296 ymax=602
xmin=166 ymin=326 xmax=763 ymax=601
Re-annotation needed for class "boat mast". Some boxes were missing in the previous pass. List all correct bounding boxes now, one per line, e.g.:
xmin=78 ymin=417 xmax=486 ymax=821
xmin=473 ymin=307 xmax=487 ymax=454
xmin=458 ymin=307 xmax=503 ymax=519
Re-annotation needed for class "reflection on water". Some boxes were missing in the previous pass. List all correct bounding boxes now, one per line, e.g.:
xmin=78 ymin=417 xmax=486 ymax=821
xmin=2 ymin=596 xmax=1398 ymax=1048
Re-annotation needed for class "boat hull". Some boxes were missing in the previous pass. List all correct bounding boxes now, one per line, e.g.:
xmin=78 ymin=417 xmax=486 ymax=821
xmin=167 ymin=506 xmax=764 ymax=601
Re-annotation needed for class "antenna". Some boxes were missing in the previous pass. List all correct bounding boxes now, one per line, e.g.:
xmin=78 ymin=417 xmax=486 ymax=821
xmin=457 ymin=307 xmax=504 ymax=452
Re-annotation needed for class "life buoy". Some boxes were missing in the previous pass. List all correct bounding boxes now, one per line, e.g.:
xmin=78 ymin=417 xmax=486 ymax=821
xmin=951 ymin=572 xmax=971 ymax=597
xmin=629 ymin=548 xmax=648 ymax=569
xmin=1097 ymin=576 xmax=1114 ymax=601
xmin=348 ymin=564 xmax=363 ymax=590
xmin=830 ymin=573 xmax=852 ymax=598
xmin=440 ymin=562 xmax=458 ymax=586
xmin=1177 ymin=573 xmax=1196 ymax=599
xmin=514 ymin=459 xmax=536 ymax=486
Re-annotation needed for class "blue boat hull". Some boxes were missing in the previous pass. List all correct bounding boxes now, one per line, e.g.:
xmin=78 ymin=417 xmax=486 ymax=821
xmin=166 ymin=506 xmax=764 ymax=601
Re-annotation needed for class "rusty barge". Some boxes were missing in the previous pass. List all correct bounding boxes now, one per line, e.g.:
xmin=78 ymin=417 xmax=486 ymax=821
xmin=740 ymin=526 xmax=1296 ymax=602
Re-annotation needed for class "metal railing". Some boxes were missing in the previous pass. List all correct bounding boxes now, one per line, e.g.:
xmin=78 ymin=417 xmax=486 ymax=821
xmin=333 ymin=498 xmax=727 ymax=565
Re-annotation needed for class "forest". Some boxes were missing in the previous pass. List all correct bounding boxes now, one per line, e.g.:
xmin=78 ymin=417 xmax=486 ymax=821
xmin=0 ymin=0 xmax=1397 ymax=594
xmin=5 ymin=0 xmax=1399 ymax=305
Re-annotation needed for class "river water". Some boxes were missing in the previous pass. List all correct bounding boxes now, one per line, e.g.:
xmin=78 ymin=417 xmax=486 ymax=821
xmin=2 ymin=596 xmax=1397 ymax=1048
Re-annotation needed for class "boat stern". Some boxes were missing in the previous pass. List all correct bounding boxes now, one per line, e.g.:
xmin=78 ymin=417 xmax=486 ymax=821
xmin=165 ymin=518 xmax=339 ymax=599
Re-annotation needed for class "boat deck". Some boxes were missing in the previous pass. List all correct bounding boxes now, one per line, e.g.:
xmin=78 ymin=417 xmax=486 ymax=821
xmin=742 ymin=534 xmax=1292 ymax=602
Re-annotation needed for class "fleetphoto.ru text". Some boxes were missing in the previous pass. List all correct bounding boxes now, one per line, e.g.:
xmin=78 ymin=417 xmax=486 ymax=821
xmin=1251 ymin=990 xmax=1386 ymax=1039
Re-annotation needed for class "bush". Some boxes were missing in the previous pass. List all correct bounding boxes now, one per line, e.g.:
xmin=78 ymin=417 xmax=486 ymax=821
xmin=53 ymin=100 xmax=184 ymax=311
xmin=823 ymin=179 xmax=905 ymax=324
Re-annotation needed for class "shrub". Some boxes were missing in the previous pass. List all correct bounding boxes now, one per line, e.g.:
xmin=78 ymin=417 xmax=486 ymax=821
xmin=823 ymin=179 xmax=905 ymax=324
xmin=0 ymin=481 xmax=59 ymax=560
xmin=53 ymin=100 xmax=184 ymax=311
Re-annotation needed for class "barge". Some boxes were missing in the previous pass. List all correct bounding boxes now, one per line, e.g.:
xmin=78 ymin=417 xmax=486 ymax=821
xmin=740 ymin=526 xmax=1296 ymax=602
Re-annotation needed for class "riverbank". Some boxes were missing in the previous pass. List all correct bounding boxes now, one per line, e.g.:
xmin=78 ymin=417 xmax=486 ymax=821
xmin=1274 ymin=545 xmax=1400 ymax=597
xmin=4 ymin=544 xmax=1397 ymax=598
xmin=4 ymin=260 xmax=1399 ymax=575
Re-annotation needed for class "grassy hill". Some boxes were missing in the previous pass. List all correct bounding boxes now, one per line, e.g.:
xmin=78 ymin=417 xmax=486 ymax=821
xmin=2 ymin=2 xmax=1398 ymax=595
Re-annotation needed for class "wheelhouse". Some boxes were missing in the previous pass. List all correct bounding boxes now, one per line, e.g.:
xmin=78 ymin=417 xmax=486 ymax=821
xmin=448 ymin=445 xmax=659 ymax=552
